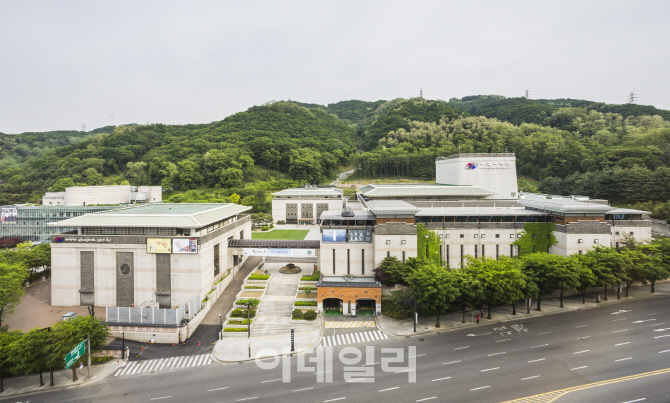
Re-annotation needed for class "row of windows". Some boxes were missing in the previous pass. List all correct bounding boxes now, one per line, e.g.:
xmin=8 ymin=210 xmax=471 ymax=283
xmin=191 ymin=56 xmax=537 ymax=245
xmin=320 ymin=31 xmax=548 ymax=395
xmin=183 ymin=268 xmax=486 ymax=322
xmin=83 ymin=227 xmax=180 ymax=236
xmin=417 ymin=216 xmax=548 ymax=223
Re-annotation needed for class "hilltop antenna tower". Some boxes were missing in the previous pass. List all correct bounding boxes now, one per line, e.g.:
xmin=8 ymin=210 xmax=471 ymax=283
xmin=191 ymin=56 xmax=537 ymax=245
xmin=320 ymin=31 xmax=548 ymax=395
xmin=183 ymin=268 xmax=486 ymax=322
xmin=81 ymin=124 xmax=86 ymax=132
xmin=628 ymin=92 xmax=637 ymax=104
xmin=420 ymin=88 xmax=423 ymax=98
xmin=525 ymin=89 xmax=529 ymax=99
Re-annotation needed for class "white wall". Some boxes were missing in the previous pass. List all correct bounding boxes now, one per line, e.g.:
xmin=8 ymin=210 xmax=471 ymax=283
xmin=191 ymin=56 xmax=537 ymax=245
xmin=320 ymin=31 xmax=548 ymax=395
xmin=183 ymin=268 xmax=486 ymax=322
xmin=430 ymin=228 xmax=521 ymax=268
xmin=372 ymin=234 xmax=417 ymax=268
xmin=436 ymin=154 xmax=518 ymax=200
xmin=272 ymin=198 xmax=342 ymax=222
xmin=64 ymin=185 xmax=132 ymax=206
xmin=551 ymin=232 xmax=612 ymax=257
xmin=320 ymin=243 xmax=374 ymax=277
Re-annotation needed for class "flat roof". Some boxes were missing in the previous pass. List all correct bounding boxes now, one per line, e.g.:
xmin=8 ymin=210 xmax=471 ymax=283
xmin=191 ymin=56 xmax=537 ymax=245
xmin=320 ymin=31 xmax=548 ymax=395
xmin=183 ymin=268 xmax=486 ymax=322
xmin=320 ymin=211 xmax=376 ymax=220
xmin=436 ymin=153 xmax=515 ymax=160
xmin=607 ymin=207 xmax=650 ymax=215
xmin=359 ymin=183 xmax=494 ymax=198
xmin=228 ymin=239 xmax=320 ymax=249
xmin=47 ymin=203 xmax=251 ymax=228
xmin=366 ymin=200 xmax=420 ymax=215
xmin=318 ymin=276 xmax=381 ymax=288
xmin=273 ymin=188 xmax=343 ymax=197
xmin=518 ymin=199 xmax=613 ymax=214
xmin=416 ymin=207 xmax=545 ymax=216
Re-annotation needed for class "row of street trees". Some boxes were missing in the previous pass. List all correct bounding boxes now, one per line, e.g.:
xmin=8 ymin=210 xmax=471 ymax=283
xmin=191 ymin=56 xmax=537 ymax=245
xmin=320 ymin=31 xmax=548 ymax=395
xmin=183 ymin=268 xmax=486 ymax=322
xmin=375 ymin=237 xmax=670 ymax=327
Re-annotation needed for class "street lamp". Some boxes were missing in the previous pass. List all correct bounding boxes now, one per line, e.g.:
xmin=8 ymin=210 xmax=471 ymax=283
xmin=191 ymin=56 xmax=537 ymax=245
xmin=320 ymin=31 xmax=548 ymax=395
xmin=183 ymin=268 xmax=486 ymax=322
xmin=247 ymin=303 xmax=251 ymax=358
xmin=219 ymin=314 xmax=222 ymax=339
xmin=122 ymin=331 xmax=125 ymax=359
xmin=36 ymin=327 xmax=52 ymax=387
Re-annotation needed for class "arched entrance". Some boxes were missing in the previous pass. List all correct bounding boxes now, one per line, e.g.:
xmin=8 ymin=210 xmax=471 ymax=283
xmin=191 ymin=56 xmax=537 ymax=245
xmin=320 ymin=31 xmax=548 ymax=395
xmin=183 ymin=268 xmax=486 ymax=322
xmin=323 ymin=298 xmax=342 ymax=315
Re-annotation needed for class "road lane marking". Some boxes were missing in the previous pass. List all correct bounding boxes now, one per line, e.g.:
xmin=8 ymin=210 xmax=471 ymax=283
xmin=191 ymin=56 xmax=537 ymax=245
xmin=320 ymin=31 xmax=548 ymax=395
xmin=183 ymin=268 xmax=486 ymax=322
xmin=577 ymin=336 xmax=590 ymax=340
xmin=481 ymin=367 xmax=500 ymax=372
xmin=237 ymin=398 xmax=258 ymax=402
xmin=409 ymin=354 xmax=426 ymax=358
xmin=621 ymin=399 xmax=646 ymax=403
xmin=612 ymin=318 xmax=627 ymax=322
xmin=496 ymin=339 xmax=511 ymax=343
xmin=654 ymin=335 xmax=670 ymax=339
xmin=432 ymin=376 xmax=451 ymax=381
xmin=612 ymin=329 xmax=629 ymax=333
xmin=659 ymin=350 xmax=670 ymax=354
xmin=443 ymin=360 xmax=461 ymax=365
xmin=571 ymin=366 xmax=588 ymax=370
xmin=364 ymin=361 xmax=380 ymax=366
xmin=647 ymin=312 xmax=660 ymax=315
xmin=537 ymin=332 xmax=552 ymax=335
xmin=488 ymin=352 xmax=506 ymax=356
xmin=574 ymin=350 xmax=589 ymax=354
xmin=653 ymin=328 xmax=670 ymax=332
xmin=531 ymin=344 xmax=548 ymax=348
xmin=208 ymin=387 xmax=229 ymax=392
xmin=454 ymin=346 xmax=470 ymax=350
xmin=379 ymin=387 xmax=399 ymax=392
xmin=396 ymin=369 xmax=415 ymax=373
xmin=416 ymin=398 xmax=436 ymax=402
xmin=615 ymin=357 xmax=632 ymax=362
xmin=293 ymin=387 xmax=313 ymax=392
xmin=151 ymin=397 xmax=172 ymax=401
xmin=471 ymin=386 xmax=490 ymax=391
xmin=650 ymin=323 xmax=666 ymax=327
xmin=615 ymin=342 xmax=631 ymax=346
xmin=261 ymin=379 xmax=281 ymax=383
xmin=324 ymin=398 xmax=345 ymax=402
xmin=521 ymin=376 xmax=540 ymax=380
xmin=528 ymin=358 xmax=545 ymax=363
xmin=575 ymin=325 xmax=589 ymax=328
xmin=632 ymin=319 xmax=656 ymax=323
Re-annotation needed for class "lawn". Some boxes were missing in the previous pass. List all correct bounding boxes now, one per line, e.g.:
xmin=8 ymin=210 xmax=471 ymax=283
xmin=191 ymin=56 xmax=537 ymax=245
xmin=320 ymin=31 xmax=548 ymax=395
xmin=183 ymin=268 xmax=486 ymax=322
xmin=251 ymin=229 xmax=309 ymax=240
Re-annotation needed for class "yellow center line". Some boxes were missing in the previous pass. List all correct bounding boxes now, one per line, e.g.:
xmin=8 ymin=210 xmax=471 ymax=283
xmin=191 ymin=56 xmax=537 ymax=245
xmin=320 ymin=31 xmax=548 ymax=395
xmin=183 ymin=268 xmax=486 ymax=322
xmin=501 ymin=367 xmax=670 ymax=403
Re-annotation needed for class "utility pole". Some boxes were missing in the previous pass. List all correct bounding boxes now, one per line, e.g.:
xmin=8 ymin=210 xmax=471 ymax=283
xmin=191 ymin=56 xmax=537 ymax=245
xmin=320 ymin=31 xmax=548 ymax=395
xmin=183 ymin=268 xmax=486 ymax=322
xmin=628 ymin=92 xmax=637 ymax=104
xmin=525 ymin=89 xmax=529 ymax=99
xmin=87 ymin=335 xmax=91 ymax=379
xmin=247 ymin=302 xmax=251 ymax=359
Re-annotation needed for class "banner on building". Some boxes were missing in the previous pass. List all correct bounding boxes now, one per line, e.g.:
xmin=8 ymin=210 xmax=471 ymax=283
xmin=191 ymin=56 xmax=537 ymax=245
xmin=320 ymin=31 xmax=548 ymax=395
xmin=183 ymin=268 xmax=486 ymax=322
xmin=147 ymin=238 xmax=172 ymax=254
xmin=347 ymin=229 xmax=372 ymax=242
xmin=322 ymin=229 xmax=346 ymax=242
xmin=243 ymin=248 xmax=316 ymax=257
xmin=0 ymin=207 xmax=17 ymax=225
xmin=173 ymin=238 xmax=198 ymax=254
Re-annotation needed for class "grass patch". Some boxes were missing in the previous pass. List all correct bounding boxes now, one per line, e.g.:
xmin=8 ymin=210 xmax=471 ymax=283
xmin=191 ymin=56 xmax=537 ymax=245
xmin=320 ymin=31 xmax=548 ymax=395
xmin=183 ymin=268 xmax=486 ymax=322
xmin=249 ymin=273 xmax=270 ymax=280
xmin=300 ymin=271 xmax=320 ymax=281
xmin=223 ymin=328 xmax=249 ymax=332
xmin=251 ymin=230 xmax=309 ymax=240
xmin=244 ymin=285 xmax=266 ymax=289
xmin=236 ymin=299 xmax=260 ymax=308
xmin=230 ymin=309 xmax=257 ymax=318
xmin=294 ymin=301 xmax=317 ymax=306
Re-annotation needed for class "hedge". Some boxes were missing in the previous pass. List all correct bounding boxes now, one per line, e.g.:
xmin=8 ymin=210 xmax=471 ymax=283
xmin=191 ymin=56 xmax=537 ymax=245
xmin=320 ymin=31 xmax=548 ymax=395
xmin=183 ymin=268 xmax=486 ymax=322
xmin=292 ymin=309 xmax=303 ymax=320
xmin=300 ymin=271 xmax=320 ymax=281
xmin=303 ymin=310 xmax=317 ymax=320
xmin=249 ymin=273 xmax=270 ymax=280
xmin=294 ymin=301 xmax=317 ymax=306
xmin=224 ymin=328 xmax=249 ymax=332
xmin=292 ymin=309 xmax=317 ymax=320
xmin=227 ymin=319 xmax=252 ymax=325
xmin=236 ymin=299 xmax=260 ymax=308
xmin=230 ymin=309 xmax=257 ymax=318
xmin=245 ymin=285 xmax=266 ymax=289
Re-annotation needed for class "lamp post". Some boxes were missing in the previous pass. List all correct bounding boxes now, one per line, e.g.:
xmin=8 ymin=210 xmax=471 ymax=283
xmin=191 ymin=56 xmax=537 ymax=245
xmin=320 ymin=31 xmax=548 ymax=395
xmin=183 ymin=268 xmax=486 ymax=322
xmin=247 ymin=303 xmax=251 ymax=359
xmin=122 ymin=331 xmax=125 ymax=359
xmin=413 ymin=293 xmax=417 ymax=333
xmin=219 ymin=314 xmax=222 ymax=339
xmin=36 ymin=327 xmax=52 ymax=387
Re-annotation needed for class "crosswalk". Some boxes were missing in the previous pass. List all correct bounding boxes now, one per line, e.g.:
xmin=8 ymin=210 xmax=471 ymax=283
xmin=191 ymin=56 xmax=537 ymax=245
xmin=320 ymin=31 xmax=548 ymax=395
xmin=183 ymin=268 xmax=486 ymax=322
xmin=325 ymin=321 xmax=375 ymax=329
xmin=114 ymin=354 xmax=212 ymax=377
xmin=319 ymin=330 xmax=388 ymax=347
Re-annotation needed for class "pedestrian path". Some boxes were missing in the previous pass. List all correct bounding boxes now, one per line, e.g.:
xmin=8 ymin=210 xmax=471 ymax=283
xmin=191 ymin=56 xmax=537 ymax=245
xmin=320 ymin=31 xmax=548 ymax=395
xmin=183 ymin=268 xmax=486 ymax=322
xmin=113 ymin=354 xmax=212 ymax=377
xmin=319 ymin=330 xmax=388 ymax=347
xmin=325 ymin=321 xmax=375 ymax=329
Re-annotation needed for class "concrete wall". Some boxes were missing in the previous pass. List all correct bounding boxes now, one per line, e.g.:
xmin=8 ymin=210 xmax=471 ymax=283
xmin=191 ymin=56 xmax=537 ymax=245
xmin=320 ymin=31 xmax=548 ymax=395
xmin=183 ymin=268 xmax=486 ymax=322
xmin=320 ymin=243 xmax=374 ymax=277
xmin=429 ymin=227 xmax=522 ymax=268
xmin=138 ymin=186 xmax=163 ymax=203
xmin=272 ymin=198 xmax=342 ymax=223
xmin=435 ymin=154 xmax=518 ymax=200
xmin=64 ymin=185 xmax=132 ymax=206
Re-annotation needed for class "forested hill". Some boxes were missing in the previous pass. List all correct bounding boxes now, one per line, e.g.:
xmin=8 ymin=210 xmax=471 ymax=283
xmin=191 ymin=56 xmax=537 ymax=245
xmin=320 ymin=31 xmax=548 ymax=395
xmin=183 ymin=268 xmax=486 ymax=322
xmin=0 ymin=102 xmax=356 ymax=205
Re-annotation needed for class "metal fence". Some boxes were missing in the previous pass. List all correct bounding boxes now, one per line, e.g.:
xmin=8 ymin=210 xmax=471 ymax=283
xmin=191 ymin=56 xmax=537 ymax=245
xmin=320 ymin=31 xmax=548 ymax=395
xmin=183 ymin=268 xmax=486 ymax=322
xmin=106 ymin=294 xmax=200 ymax=326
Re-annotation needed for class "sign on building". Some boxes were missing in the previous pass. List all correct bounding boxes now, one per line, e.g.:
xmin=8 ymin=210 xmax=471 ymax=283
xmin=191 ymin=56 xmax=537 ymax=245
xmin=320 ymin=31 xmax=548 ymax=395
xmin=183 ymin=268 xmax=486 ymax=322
xmin=0 ymin=207 xmax=17 ymax=225
xmin=322 ymin=229 xmax=346 ymax=242
xmin=347 ymin=229 xmax=372 ymax=243
xmin=243 ymin=248 xmax=316 ymax=257
xmin=147 ymin=238 xmax=172 ymax=253
xmin=173 ymin=238 xmax=198 ymax=254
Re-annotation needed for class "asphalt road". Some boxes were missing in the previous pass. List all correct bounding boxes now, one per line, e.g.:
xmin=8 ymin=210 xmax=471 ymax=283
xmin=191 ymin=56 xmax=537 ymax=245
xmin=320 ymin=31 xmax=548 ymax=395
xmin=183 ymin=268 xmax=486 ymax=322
xmin=6 ymin=295 xmax=670 ymax=403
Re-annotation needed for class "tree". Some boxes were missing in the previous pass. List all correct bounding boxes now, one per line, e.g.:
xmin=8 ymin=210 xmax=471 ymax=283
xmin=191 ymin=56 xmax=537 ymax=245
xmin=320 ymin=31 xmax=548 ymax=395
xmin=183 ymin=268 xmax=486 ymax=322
xmin=45 ymin=316 xmax=110 ymax=382
xmin=416 ymin=224 xmax=442 ymax=265
xmin=176 ymin=160 xmax=203 ymax=190
xmin=373 ymin=256 xmax=410 ymax=286
xmin=638 ymin=240 xmax=670 ymax=292
xmin=465 ymin=257 xmax=526 ymax=319
xmin=513 ymin=223 xmax=558 ymax=255
xmin=8 ymin=327 xmax=49 ymax=384
xmin=550 ymin=256 xmax=585 ymax=308
xmin=406 ymin=260 xmax=459 ymax=328
xmin=453 ymin=269 xmax=485 ymax=323
xmin=0 ymin=262 xmax=28 ymax=330
xmin=620 ymin=248 xmax=660 ymax=297
xmin=0 ymin=330 xmax=22 ymax=392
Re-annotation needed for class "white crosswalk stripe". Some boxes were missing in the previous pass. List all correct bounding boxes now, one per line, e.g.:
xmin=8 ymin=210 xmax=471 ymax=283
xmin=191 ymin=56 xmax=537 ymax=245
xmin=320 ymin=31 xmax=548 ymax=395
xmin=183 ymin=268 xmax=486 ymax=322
xmin=114 ymin=354 xmax=213 ymax=377
xmin=325 ymin=321 xmax=376 ymax=329
xmin=319 ymin=330 xmax=389 ymax=347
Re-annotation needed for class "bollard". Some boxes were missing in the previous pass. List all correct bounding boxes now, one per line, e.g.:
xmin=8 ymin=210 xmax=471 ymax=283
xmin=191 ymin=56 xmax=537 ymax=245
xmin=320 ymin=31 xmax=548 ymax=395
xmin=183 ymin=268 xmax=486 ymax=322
xmin=596 ymin=294 xmax=601 ymax=303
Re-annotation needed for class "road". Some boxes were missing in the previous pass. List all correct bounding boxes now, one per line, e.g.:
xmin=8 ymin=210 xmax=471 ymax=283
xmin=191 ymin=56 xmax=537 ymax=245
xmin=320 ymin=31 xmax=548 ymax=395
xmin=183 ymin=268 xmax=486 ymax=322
xmin=5 ymin=295 xmax=670 ymax=403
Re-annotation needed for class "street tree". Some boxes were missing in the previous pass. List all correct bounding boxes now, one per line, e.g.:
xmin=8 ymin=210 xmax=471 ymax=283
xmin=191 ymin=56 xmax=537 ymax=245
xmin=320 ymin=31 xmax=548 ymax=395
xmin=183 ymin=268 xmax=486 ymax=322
xmin=519 ymin=253 xmax=559 ymax=311
xmin=465 ymin=257 xmax=526 ymax=319
xmin=638 ymin=241 xmax=670 ymax=292
xmin=373 ymin=256 xmax=410 ymax=286
xmin=0 ymin=262 xmax=28 ymax=331
xmin=574 ymin=262 xmax=597 ymax=304
xmin=620 ymin=248 xmax=660 ymax=297
xmin=8 ymin=327 xmax=49 ymax=385
xmin=549 ymin=256 xmax=584 ymax=308
xmin=406 ymin=260 xmax=459 ymax=328
xmin=0 ymin=330 xmax=22 ymax=392
xmin=453 ymin=269 xmax=485 ymax=323
xmin=577 ymin=248 xmax=616 ymax=301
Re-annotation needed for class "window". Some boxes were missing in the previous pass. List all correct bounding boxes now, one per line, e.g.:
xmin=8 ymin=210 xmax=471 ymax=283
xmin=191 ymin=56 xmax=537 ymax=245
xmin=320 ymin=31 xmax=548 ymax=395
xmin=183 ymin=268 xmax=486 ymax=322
xmin=213 ymin=244 xmax=220 ymax=276
xmin=510 ymin=234 xmax=514 ymax=238
xmin=361 ymin=249 xmax=365 ymax=275
xmin=401 ymin=240 xmax=406 ymax=244
xmin=517 ymin=234 xmax=522 ymax=238
xmin=630 ymin=232 xmax=634 ymax=236
xmin=482 ymin=245 xmax=485 ymax=257
xmin=386 ymin=240 xmax=391 ymax=244
xmin=578 ymin=239 xmax=584 ymax=243
xmin=460 ymin=245 xmax=464 ymax=266
xmin=460 ymin=234 xmax=464 ymax=239
xmin=510 ymin=245 xmax=514 ymax=257
xmin=438 ymin=234 xmax=442 ymax=239
xmin=474 ymin=234 xmax=478 ymax=238
xmin=495 ymin=234 xmax=500 ymax=238
xmin=481 ymin=234 xmax=485 ymax=238
xmin=615 ymin=231 xmax=620 ymax=236
xmin=579 ymin=250 xmax=583 ymax=255
xmin=445 ymin=234 xmax=450 ymax=238
xmin=496 ymin=245 xmax=499 ymax=260
xmin=333 ymin=249 xmax=336 ymax=275
xmin=402 ymin=251 xmax=406 ymax=263
xmin=594 ymin=239 xmax=599 ymax=244
xmin=446 ymin=245 xmax=449 ymax=266
xmin=387 ymin=251 xmax=390 ymax=258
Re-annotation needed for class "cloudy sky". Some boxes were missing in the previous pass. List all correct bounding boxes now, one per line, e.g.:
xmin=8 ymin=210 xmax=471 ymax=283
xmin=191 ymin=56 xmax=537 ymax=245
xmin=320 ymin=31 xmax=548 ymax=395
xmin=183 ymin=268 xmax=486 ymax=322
xmin=1 ymin=1 xmax=669 ymax=134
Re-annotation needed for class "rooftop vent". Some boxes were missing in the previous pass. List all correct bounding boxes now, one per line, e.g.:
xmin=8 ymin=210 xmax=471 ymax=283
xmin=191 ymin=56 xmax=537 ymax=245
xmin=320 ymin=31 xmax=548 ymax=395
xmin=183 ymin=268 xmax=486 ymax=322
xmin=341 ymin=207 xmax=354 ymax=217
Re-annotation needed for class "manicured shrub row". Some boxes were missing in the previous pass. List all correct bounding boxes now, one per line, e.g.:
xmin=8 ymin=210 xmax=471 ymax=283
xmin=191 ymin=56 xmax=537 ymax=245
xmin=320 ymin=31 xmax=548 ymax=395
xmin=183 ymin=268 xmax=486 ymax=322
xmin=227 ymin=319 xmax=252 ymax=325
xmin=224 ymin=328 xmax=249 ymax=332
xmin=230 ymin=309 xmax=257 ymax=318
xmin=300 ymin=271 xmax=320 ymax=281
xmin=236 ymin=299 xmax=260 ymax=308
xmin=294 ymin=301 xmax=317 ymax=306
xmin=292 ymin=309 xmax=317 ymax=320
xmin=249 ymin=273 xmax=270 ymax=280
xmin=245 ymin=285 xmax=265 ymax=289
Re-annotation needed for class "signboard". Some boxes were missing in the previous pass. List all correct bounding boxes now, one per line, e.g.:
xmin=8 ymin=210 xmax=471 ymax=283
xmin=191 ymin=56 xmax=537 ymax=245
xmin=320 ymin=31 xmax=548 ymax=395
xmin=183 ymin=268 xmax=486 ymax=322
xmin=147 ymin=238 xmax=172 ymax=254
xmin=322 ymin=229 xmax=346 ymax=242
xmin=243 ymin=248 xmax=316 ymax=257
xmin=347 ymin=229 xmax=372 ymax=243
xmin=173 ymin=238 xmax=197 ymax=254
xmin=1 ymin=207 xmax=17 ymax=225
xmin=52 ymin=237 xmax=112 ymax=243
xmin=65 ymin=339 xmax=86 ymax=370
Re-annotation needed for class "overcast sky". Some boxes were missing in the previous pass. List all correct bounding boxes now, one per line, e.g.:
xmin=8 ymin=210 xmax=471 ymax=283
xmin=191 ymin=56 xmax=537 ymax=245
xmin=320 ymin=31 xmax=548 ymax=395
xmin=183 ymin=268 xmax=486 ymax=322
xmin=1 ymin=1 xmax=669 ymax=134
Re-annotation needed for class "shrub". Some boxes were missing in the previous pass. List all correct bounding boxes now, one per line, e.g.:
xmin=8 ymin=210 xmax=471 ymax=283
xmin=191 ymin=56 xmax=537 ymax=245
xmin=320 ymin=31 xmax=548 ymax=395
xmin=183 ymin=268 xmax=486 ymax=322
xmin=295 ymin=301 xmax=317 ymax=307
xmin=291 ymin=309 xmax=303 ymax=320
xmin=303 ymin=310 xmax=317 ymax=320
xmin=287 ymin=263 xmax=296 ymax=270
xmin=277 ymin=220 xmax=286 ymax=225
xmin=249 ymin=273 xmax=270 ymax=280
xmin=245 ymin=285 xmax=265 ymax=289
xmin=223 ymin=328 xmax=249 ymax=332
xmin=230 ymin=309 xmax=257 ymax=318
xmin=207 ymin=289 xmax=214 ymax=295
xmin=227 ymin=319 xmax=252 ymax=325
xmin=303 ymin=286 xmax=313 ymax=295
xmin=300 ymin=271 xmax=321 ymax=281
xmin=236 ymin=299 xmax=260 ymax=308
xmin=261 ymin=226 xmax=269 ymax=231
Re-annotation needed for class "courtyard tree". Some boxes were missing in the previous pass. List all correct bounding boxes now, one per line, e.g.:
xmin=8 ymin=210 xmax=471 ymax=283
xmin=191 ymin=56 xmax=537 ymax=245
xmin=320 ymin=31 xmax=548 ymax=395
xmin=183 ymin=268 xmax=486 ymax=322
xmin=373 ymin=256 xmax=410 ymax=286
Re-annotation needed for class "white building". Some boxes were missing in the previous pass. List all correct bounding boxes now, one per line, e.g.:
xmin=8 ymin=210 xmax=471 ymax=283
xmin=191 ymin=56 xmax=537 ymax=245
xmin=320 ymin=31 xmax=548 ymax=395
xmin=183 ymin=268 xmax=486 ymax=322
xmin=435 ymin=153 xmax=518 ymax=199
xmin=271 ymin=187 xmax=343 ymax=224
xmin=42 ymin=185 xmax=162 ymax=206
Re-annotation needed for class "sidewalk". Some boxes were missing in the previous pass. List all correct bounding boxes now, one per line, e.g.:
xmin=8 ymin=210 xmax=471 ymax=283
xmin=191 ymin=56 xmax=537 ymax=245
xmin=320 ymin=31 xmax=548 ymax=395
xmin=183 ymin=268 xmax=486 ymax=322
xmin=0 ymin=359 xmax=123 ymax=399
xmin=377 ymin=281 xmax=670 ymax=337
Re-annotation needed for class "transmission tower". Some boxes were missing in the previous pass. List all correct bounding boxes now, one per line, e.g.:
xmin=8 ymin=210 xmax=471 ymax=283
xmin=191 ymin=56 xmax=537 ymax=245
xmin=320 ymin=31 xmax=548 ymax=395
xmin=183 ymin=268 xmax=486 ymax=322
xmin=628 ymin=92 xmax=637 ymax=104
xmin=420 ymin=88 xmax=423 ymax=98
xmin=82 ymin=124 xmax=86 ymax=132
xmin=525 ymin=89 xmax=529 ymax=99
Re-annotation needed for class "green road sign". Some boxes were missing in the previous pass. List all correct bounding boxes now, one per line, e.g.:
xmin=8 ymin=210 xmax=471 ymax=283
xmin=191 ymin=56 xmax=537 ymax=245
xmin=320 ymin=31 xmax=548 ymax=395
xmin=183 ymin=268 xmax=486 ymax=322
xmin=65 ymin=339 xmax=86 ymax=370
